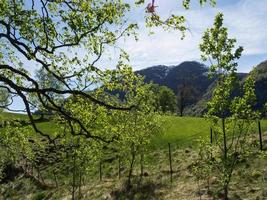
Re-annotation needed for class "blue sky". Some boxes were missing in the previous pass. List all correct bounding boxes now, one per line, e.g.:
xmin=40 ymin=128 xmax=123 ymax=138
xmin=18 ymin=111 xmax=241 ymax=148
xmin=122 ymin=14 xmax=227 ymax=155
xmin=108 ymin=0 xmax=267 ymax=72
xmin=20 ymin=0 xmax=267 ymax=73
xmin=8 ymin=0 xmax=267 ymax=111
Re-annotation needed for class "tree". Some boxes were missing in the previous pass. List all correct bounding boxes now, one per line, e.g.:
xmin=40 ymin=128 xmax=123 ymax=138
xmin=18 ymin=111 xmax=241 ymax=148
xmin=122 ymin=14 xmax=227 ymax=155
xmin=199 ymin=13 xmax=258 ymax=200
xmin=0 ymin=0 xmax=139 ymax=141
xmin=151 ymin=84 xmax=176 ymax=113
xmin=0 ymin=0 xmax=218 ymax=141
xmin=35 ymin=67 xmax=64 ymax=98
xmin=0 ymin=0 xmax=224 ymax=197
xmin=177 ymin=78 xmax=197 ymax=116
xmin=33 ymin=67 xmax=64 ymax=117
xmin=0 ymin=87 xmax=10 ymax=111
xmin=56 ymin=66 xmax=163 ymax=193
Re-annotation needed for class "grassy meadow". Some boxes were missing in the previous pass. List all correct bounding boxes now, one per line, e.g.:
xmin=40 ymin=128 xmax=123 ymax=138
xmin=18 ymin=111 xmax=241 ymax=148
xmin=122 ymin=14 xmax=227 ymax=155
xmin=1 ymin=112 xmax=267 ymax=200
xmin=1 ymin=112 xmax=267 ymax=150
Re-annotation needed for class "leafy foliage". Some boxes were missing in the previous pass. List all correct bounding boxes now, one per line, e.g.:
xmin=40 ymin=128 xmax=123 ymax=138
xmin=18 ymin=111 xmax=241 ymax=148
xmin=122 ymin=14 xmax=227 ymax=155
xmin=151 ymin=84 xmax=177 ymax=114
xmin=0 ymin=87 xmax=9 ymax=111
xmin=198 ymin=13 xmax=259 ymax=200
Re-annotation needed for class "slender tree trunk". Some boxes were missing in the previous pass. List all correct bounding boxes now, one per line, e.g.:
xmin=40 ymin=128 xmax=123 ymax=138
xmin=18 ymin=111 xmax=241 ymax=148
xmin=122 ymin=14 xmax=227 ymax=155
xmin=258 ymin=120 xmax=263 ymax=150
xmin=140 ymin=151 xmax=144 ymax=181
xmin=31 ymin=165 xmax=34 ymax=176
xmin=36 ymin=166 xmax=45 ymax=184
xmin=179 ymin=101 xmax=184 ymax=117
xmin=78 ymin=171 xmax=82 ymax=200
xmin=39 ymin=170 xmax=45 ymax=184
xmin=127 ymin=144 xmax=135 ymax=190
xmin=223 ymin=185 xmax=229 ymax=200
xmin=222 ymin=118 xmax=227 ymax=160
xmin=72 ymin=153 xmax=76 ymax=200
xmin=53 ymin=170 xmax=58 ymax=189
xmin=37 ymin=166 xmax=40 ymax=181
xmin=222 ymin=118 xmax=229 ymax=200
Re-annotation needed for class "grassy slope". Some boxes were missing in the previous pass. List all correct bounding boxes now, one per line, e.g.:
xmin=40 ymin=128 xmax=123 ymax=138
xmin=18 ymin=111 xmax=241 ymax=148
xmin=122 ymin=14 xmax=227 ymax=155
xmin=1 ymin=113 xmax=267 ymax=199
xmin=0 ymin=112 xmax=59 ymax=136
xmin=152 ymin=116 xmax=267 ymax=149
xmin=152 ymin=116 xmax=210 ymax=149
xmin=0 ymin=112 xmax=29 ymax=120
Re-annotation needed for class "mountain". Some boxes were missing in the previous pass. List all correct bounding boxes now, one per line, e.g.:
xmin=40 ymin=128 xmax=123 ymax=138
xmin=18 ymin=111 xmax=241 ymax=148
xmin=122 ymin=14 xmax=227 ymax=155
xmin=137 ymin=61 xmax=215 ymax=105
xmin=254 ymin=60 xmax=267 ymax=114
xmin=137 ymin=65 xmax=171 ymax=85
xmin=136 ymin=60 xmax=267 ymax=116
xmin=186 ymin=72 xmax=248 ymax=116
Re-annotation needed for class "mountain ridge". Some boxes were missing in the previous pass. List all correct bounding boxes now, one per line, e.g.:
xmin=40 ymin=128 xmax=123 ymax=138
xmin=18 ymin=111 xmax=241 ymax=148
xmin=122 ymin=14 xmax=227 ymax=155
xmin=136 ymin=60 xmax=267 ymax=116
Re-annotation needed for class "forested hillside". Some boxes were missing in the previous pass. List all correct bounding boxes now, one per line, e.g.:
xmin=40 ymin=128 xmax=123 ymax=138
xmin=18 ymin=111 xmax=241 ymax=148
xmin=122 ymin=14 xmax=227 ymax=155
xmin=138 ymin=60 xmax=267 ymax=116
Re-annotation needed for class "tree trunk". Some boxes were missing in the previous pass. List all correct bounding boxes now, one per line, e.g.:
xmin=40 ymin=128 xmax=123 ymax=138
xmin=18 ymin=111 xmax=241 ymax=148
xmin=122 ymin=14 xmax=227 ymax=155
xmin=72 ymin=153 xmax=76 ymax=200
xmin=53 ymin=170 xmax=58 ymax=189
xmin=78 ymin=171 xmax=82 ymax=199
xmin=222 ymin=118 xmax=229 ymax=200
xmin=222 ymin=118 xmax=227 ymax=160
xmin=140 ymin=152 xmax=144 ymax=181
xmin=223 ymin=185 xmax=229 ymax=200
xmin=179 ymin=102 xmax=184 ymax=117
xmin=127 ymin=144 xmax=135 ymax=190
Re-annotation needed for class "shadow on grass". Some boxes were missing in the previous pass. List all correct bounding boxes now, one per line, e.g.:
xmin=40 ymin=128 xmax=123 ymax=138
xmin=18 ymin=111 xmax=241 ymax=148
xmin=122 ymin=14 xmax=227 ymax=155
xmin=111 ymin=179 xmax=165 ymax=200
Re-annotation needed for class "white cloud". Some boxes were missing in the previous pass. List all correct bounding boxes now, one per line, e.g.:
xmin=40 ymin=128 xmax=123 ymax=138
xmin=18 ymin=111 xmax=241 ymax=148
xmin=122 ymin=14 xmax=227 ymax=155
xmin=120 ymin=0 xmax=267 ymax=70
xmin=222 ymin=0 xmax=267 ymax=55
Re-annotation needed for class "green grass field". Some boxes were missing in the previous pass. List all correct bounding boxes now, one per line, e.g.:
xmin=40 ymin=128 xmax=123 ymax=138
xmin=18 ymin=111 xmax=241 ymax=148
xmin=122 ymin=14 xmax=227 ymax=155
xmin=0 ymin=111 xmax=29 ymax=120
xmin=1 ymin=112 xmax=267 ymax=199
xmin=152 ymin=116 xmax=267 ymax=149
xmin=1 ymin=111 xmax=267 ymax=149
xmin=151 ymin=116 xmax=210 ymax=149
xmin=0 ymin=111 xmax=59 ymax=137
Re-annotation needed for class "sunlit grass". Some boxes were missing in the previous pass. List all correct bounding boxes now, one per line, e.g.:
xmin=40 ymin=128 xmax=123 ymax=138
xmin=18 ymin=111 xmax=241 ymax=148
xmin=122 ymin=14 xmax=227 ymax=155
xmin=1 ymin=112 xmax=267 ymax=149
xmin=151 ymin=116 xmax=210 ymax=149
xmin=0 ymin=111 xmax=29 ymax=120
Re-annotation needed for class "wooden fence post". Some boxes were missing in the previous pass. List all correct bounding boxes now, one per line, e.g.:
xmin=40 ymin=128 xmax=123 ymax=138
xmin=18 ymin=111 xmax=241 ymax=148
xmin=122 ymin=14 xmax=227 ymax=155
xmin=210 ymin=127 xmax=213 ymax=144
xmin=118 ymin=157 xmax=121 ymax=179
xmin=140 ymin=152 xmax=144 ymax=180
xmin=99 ymin=160 xmax=102 ymax=181
xmin=168 ymin=143 xmax=173 ymax=183
xmin=258 ymin=120 xmax=263 ymax=151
